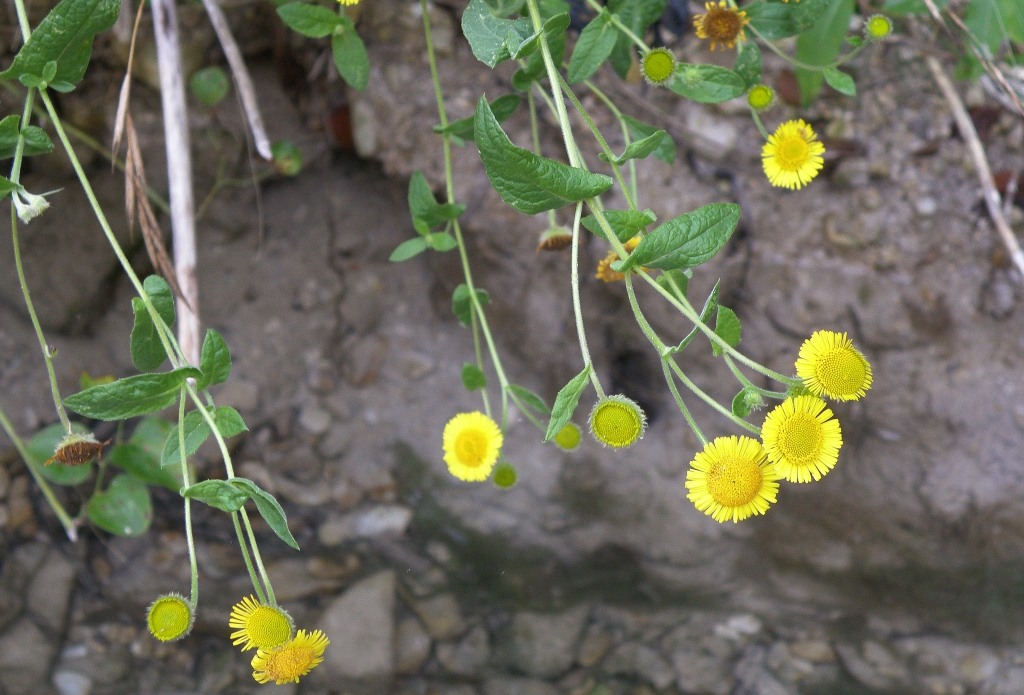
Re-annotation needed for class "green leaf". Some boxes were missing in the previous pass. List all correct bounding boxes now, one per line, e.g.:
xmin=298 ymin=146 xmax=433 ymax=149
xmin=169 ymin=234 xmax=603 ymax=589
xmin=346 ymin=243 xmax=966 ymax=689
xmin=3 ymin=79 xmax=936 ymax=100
xmin=129 ymin=417 xmax=174 ymax=460
xmin=108 ymin=442 xmax=181 ymax=491
xmin=463 ymin=0 xmax=528 ymax=67
xmin=600 ymin=130 xmax=667 ymax=165
xmin=617 ymin=203 xmax=740 ymax=272
xmin=331 ymin=20 xmax=369 ymax=91
xmin=64 ymin=368 xmax=201 ymax=421
xmin=390 ymin=237 xmax=429 ymax=262
xmin=87 ymin=474 xmax=152 ymax=536
xmin=882 ymin=0 xmax=947 ymax=13
xmin=731 ymin=387 xmax=762 ymax=418
xmin=507 ymin=384 xmax=549 ymax=414
xmin=669 ymin=63 xmax=746 ymax=103
xmin=543 ymin=364 xmax=592 ymax=442
xmin=0 ymin=175 xmax=16 ymax=198
xmin=27 ymin=423 xmax=93 ymax=485
xmin=733 ymin=42 xmax=762 ymax=89
xmin=711 ymin=305 xmax=741 ymax=356
xmin=452 ymin=284 xmax=490 ymax=326
xmin=427 ymin=232 xmax=458 ymax=251
xmin=161 ymin=406 xmax=247 ymax=468
xmin=656 ymin=268 xmax=691 ymax=302
xmin=823 ymin=67 xmax=856 ymax=97
xmin=408 ymin=171 xmax=466 ymax=233
xmin=999 ymin=0 xmax=1024 ymax=44
xmin=182 ymin=479 xmax=249 ymax=512
xmin=745 ymin=0 xmax=831 ymax=40
xmin=794 ymin=0 xmax=855 ymax=105
xmin=196 ymin=329 xmax=231 ymax=390
xmin=276 ymin=2 xmax=343 ymax=38
xmin=189 ymin=66 xmax=230 ymax=106
xmin=0 ymin=115 xmax=54 ymax=159
xmin=670 ymin=280 xmax=720 ymax=352
xmin=607 ymin=0 xmax=667 ymax=79
xmin=474 ymin=97 xmax=612 ymax=215
xmin=129 ymin=275 xmax=175 ymax=372
xmin=581 ymin=209 xmax=656 ymax=243
xmin=461 ymin=363 xmax=487 ymax=391
xmin=621 ymin=115 xmax=676 ymax=165
xmin=230 ymin=478 xmax=300 ymax=550
xmin=566 ymin=12 xmax=618 ymax=83
xmin=436 ymin=94 xmax=521 ymax=142
xmin=0 ymin=0 xmax=119 ymax=89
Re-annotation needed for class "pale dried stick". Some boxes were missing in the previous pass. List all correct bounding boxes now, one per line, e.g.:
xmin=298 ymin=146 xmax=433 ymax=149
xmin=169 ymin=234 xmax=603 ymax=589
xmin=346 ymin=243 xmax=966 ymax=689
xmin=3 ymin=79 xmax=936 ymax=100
xmin=152 ymin=0 xmax=201 ymax=365
xmin=925 ymin=55 xmax=1024 ymax=280
xmin=200 ymin=0 xmax=272 ymax=161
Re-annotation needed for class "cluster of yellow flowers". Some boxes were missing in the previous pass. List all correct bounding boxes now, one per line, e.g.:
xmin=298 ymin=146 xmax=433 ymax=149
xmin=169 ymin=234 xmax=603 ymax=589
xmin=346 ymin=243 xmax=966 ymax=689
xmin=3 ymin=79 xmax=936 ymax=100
xmin=146 ymin=594 xmax=330 ymax=685
xmin=686 ymin=330 xmax=873 ymax=522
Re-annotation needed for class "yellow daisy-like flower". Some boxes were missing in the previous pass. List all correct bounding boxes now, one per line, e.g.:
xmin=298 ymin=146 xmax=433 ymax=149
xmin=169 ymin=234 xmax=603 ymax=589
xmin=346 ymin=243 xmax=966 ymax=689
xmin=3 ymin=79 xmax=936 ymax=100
xmin=640 ymin=47 xmax=677 ymax=85
xmin=761 ymin=396 xmax=842 ymax=483
xmin=693 ymin=1 xmax=750 ymax=51
xmin=147 ymin=593 xmax=194 ymax=642
xmin=442 ymin=411 xmax=503 ymax=481
xmin=795 ymin=330 xmax=873 ymax=401
xmin=589 ymin=395 xmax=647 ymax=449
xmin=251 ymin=629 xmax=330 ymax=685
xmin=686 ymin=436 xmax=780 ymax=523
xmin=229 ymin=595 xmax=294 ymax=652
xmin=595 ymin=236 xmax=642 ymax=283
xmin=762 ymin=119 xmax=825 ymax=190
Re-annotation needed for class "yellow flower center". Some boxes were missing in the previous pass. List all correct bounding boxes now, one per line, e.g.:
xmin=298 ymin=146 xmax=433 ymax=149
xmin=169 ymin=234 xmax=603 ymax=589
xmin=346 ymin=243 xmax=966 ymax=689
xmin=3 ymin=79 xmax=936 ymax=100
xmin=814 ymin=348 xmax=869 ymax=398
xmin=866 ymin=15 xmax=892 ymax=38
xmin=776 ymin=135 xmax=811 ymax=170
xmin=773 ymin=412 xmax=824 ymax=465
xmin=642 ymin=49 xmax=675 ymax=84
xmin=747 ymin=85 xmax=774 ymax=111
xmin=707 ymin=10 xmax=742 ymax=41
xmin=246 ymin=606 xmax=293 ymax=650
xmin=148 ymin=596 xmax=192 ymax=641
xmin=706 ymin=456 xmax=764 ymax=507
xmin=455 ymin=429 xmax=490 ymax=468
xmin=262 ymin=644 xmax=317 ymax=682
xmin=591 ymin=399 xmax=645 ymax=448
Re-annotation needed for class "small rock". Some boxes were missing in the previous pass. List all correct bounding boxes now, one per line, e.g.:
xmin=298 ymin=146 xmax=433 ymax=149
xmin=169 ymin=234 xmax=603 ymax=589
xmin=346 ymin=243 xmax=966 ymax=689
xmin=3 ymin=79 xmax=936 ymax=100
xmin=214 ymin=379 xmax=260 ymax=413
xmin=353 ymin=504 xmax=413 ymax=538
xmin=834 ymin=642 xmax=899 ymax=691
xmin=670 ymin=647 xmax=732 ymax=695
xmin=26 ymin=548 xmax=77 ymax=633
xmin=319 ymin=570 xmax=396 ymax=684
xmin=498 ymin=605 xmax=590 ymax=678
xmin=576 ymin=627 xmax=614 ymax=667
xmin=0 ymin=617 xmax=57 ymax=695
xmin=263 ymin=559 xmax=347 ymax=602
xmin=410 ymin=593 xmax=465 ymax=640
xmin=317 ymin=424 xmax=352 ymax=459
xmin=733 ymin=645 xmax=794 ymax=695
xmin=602 ymin=641 xmax=675 ymax=690
xmin=915 ymin=196 xmax=938 ymax=216
xmin=789 ymin=639 xmax=835 ymax=663
xmin=686 ymin=109 xmax=738 ymax=160
xmin=483 ymin=677 xmax=560 ymax=695
xmin=53 ymin=670 xmax=92 ymax=695
xmin=298 ymin=402 xmax=332 ymax=435
xmin=395 ymin=616 xmax=432 ymax=675
xmin=958 ymin=649 xmax=999 ymax=683
xmin=397 ymin=350 xmax=435 ymax=380
xmin=437 ymin=624 xmax=490 ymax=675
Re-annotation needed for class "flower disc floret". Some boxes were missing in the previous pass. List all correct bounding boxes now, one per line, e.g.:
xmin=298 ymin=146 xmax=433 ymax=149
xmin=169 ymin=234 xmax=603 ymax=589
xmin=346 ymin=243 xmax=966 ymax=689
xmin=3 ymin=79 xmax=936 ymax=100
xmin=589 ymin=395 xmax=647 ymax=449
xmin=865 ymin=15 xmax=893 ymax=40
xmin=747 ymin=84 xmax=775 ymax=111
xmin=229 ymin=596 xmax=294 ymax=651
xmin=693 ymin=1 xmax=749 ymax=51
xmin=795 ymin=330 xmax=873 ymax=401
xmin=640 ymin=48 xmax=677 ymax=85
xmin=147 ymin=593 xmax=194 ymax=642
xmin=686 ymin=436 xmax=780 ymax=522
xmin=762 ymin=119 xmax=825 ymax=190
xmin=251 ymin=629 xmax=330 ymax=685
xmin=761 ymin=396 xmax=843 ymax=482
xmin=443 ymin=411 xmax=503 ymax=481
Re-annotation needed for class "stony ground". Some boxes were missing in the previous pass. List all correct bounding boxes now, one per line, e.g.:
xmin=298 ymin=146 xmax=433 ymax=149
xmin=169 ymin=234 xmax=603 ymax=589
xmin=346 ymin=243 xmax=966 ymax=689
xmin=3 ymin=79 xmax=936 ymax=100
xmin=2 ymin=1 xmax=1024 ymax=694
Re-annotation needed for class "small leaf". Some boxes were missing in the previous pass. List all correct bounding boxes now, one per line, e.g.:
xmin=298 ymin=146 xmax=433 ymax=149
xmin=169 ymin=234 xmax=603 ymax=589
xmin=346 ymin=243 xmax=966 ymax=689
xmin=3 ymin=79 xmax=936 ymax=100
xmin=129 ymin=417 xmax=175 ymax=460
xmin=670 ymin=280 xmax=720 ymax=352
xmin=461 ymin=363 xmax=487 ymax=391
xmin=543 ymin=364 xmax=592 ymax=442
xmin=230 ymin=478 xmax=300 ymax=550
xmin=823 ymin=67 xmax=857 ymax=96
xmin=656 ymin=268 xmax=691 ymax=302
xmin=711 ymin=305 xmax=741 ymax=356
xmin=196 ymin=329 xmax=231 ymax=390
xmin=618 ymin=203 xmax=741 ymax=272
xmin=507 ymin=384 xmax=549 ymax=415
xmin=731 ymin=387 xmax=760 ymax=418
xmin=733 ymin=41 xmax=762 ymax=89
xmin=794 ymin=0 xmax=855 ymax=104
xmin=108 ymin=442 xmax=181 ymax=491
xmin=182 ymin=479 xmax=249 ymax=512
xmin=426 ymin=232 xmax=458 ymax=252
xmin=408 ymin=171 xmax=466 ymax=231
xmin=599 ymin=130 xmax=667 ymax=165
xmin=745 ymin=0 xmax=830 ymax=40
xmin=581 ymin=209 xmax=656 ymax=243
xmin=474 ymin=97 xmax=612 ymax=215
xmin=390 ymin=237 xmax=429 ymax=262
xmin=462 ymin=0 xmax=523 ymax=67
xmin=668 ymin=63 xmax=746 ymax=103
xmin=276 ymin=2 xmax=343 ymax=38
xmin=161 ymin=406 xmax=247 ymax=468
xmin=0 ymin=175 xmax=16 ymax=198
xmin=87 ymin=474 xmax=152 ymax=536
xmin=129 ymin=275 xmax=175 ymax=372
xmin=331 ymin=20 xmax=369 ymax=91
xmin=435 ymin=93 xmax=521 ymax=142
xmin=566 ymin=12 xmax=618 ymax=83
xmin=64 ymin=368 xmax=201 ymax=421
xmin=621 ymin=115 xmax=676 ymax=164
xmin=452 ymin=284 xmax=490 ymax=326
xmin=0 ymin=115 xmax=54 ymax=159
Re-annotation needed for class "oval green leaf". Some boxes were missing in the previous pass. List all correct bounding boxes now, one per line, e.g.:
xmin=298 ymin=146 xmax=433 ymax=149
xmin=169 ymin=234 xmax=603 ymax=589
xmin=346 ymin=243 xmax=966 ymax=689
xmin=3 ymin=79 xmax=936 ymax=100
xmin=618 ymin=203 xmax=740 ymax=272
xmin=87 ymin=474 xmax=152 ymax=536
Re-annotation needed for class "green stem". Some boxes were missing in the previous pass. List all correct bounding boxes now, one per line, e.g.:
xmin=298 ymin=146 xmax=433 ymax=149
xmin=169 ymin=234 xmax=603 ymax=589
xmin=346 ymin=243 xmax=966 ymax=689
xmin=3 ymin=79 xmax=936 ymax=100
xmin=660 ymin=358 xmax=705 ymax=446
xmin=177 ymin=390 xmax=200 ymax=603
xmin=584 ymin=79 xmax=639 ymax=205
xmin=569 ymin=201 xmax=604 ymax=399
xmin=0 ymin=405 xmax=77 ymax=540
xmin=583 ymin=0 xmax=648 ymax=51
xmin=232 ymin=511 xmax=268 ymax=604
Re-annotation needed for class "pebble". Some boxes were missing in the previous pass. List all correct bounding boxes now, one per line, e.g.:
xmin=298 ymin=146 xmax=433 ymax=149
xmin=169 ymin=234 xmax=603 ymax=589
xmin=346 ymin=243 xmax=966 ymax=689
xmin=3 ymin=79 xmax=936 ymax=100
xmin=0 ymin=617 xmax=57 ymax=695
xmin=410 ymin=592 xmax=466 ymax=640
xmin=576 ymin=627 xmax=615 ymax=667
xmin=53 ymin=670 xmax=92 ymax=695
xmin=353 ymin=504 xmax=413 ymax=538
xmin=319 ymin=570 xmax=396 ymax=683
xmin=26 ymin=549 xmax=77 ymax=633
xmin=297 ymin=401 xmax=332 ymax=435
xmin=915 ymin=196 xmax=938 ymax=215
xmin=498 ymin=605 xmax=590 ymax=678
xmin=395 ymin=616 xmax=432 ymax=674
xmin=483 ymin=677 xmax=561 ymax=695
xmin=602 ymin=641 xmax=676 ymax=690
xmin=212 ymin=379 xmax=260 ymax=413
xmin=437 ymin=624 xmax=490 ymax=675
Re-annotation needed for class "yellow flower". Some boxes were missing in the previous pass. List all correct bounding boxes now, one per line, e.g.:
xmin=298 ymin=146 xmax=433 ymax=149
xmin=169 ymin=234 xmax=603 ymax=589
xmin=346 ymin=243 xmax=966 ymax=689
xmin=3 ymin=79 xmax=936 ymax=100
xmin=595 ymin=236 xmax=642 ymax=283
xmin=686 ymin=436 xmax=780 ymax=523
xmin=693 ymin=1 xmax=749 ymax=51
xmin=443 ymin=411 xmax=503 ymax=481
xmin=229 ymin=595 xmax=294 ymax=652
xmin=795 ymin=330 xmax=873 ymax=401
xmin=147 ymin=593 xmax=194 ymax=642
xmin=761 ymin=119 xmax=825 ymax=190
xmin=761 ymin=396 xmax=843 ymax=483
xmin=589 ymin=395 xmax=646 ymax=449
xmin=251 ymin=629 xmax=330 ymax=685
xmin=640 ymin=47 xmax=677 ymax=85
xmin=337 ymin=0 xmax=360 ymax=5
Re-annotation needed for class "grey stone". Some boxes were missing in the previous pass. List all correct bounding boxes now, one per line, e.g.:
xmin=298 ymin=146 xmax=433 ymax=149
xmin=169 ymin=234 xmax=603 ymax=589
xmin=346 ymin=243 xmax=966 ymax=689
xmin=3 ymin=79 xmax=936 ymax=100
xmin=52 ymin=671 xmax=92 ymax=695
xmin=395 ymin=616 xmax=432 ymax=675
xmin=497 ymin=605 xmax=589 ymax=678
xmin=297 ymin=402 xmax=332 ymax=435
xmin=26 ymin=549 xmax=76 ymax=633
xmin=319 ymin=570 xmax=396 ymax=684
xmin=482 ymin=677 xmax=560 ymax=695
xmin=602 ymin=641 xmax=675 ymax=690
xmin=352 ymin=504 xmax=413 ymax=538
xmin=834 ymin=642 xmax=901 ymax=691
xmin=410 ymin=593 xmax=466 ymax=640
xmin=437 ymin=624 xmax=490 ymax=675
xmin=0 ymin=617 xmax=57 ymax=695
xmin=733 ymin=645 xmax=796 ymax=695
xmin=670 ymin=646 xmax=733 ymax=695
